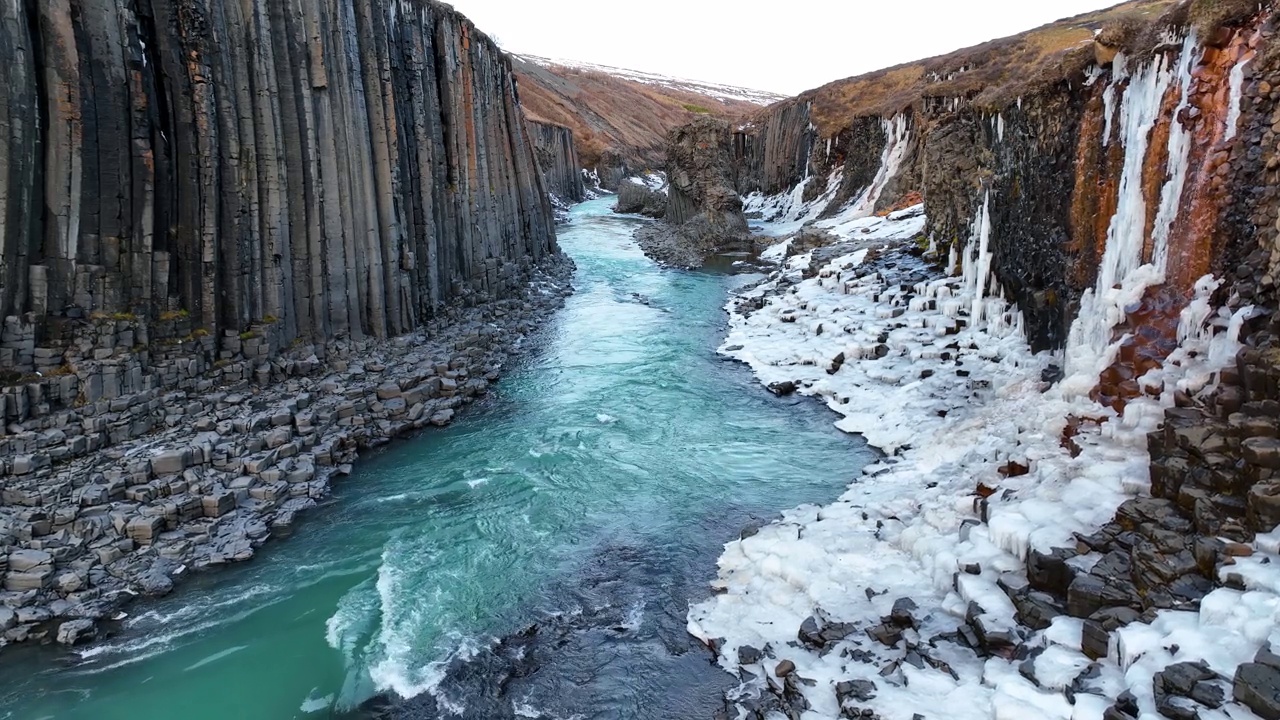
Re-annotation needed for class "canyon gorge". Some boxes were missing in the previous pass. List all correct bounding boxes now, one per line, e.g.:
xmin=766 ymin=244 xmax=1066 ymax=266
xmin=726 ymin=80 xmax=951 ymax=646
xmin=3 ymin=1 xmax=1280 ymax=720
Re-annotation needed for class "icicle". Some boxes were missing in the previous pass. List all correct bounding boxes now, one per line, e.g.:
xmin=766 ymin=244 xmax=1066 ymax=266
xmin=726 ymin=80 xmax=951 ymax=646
xmin=1151 ymin=34 xmax=1200 ymax=275
xmin=967 ymin=193 xmax=993 ymax=329
xmin=1226 ymin=54 xmax=1250 ymax=141
xmin=1062 ymin=45 xmax=1178 ymax=397
xmin=1177 ymin=275 xmax=1224 ymax=346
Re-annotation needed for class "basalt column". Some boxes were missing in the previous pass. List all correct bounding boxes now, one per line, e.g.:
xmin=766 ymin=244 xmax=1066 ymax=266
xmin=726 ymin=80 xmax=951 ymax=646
xmin=0 ymin=0 xmax=558 ymax=364
xmin=528 ymin=120 xmax=585 ymax=204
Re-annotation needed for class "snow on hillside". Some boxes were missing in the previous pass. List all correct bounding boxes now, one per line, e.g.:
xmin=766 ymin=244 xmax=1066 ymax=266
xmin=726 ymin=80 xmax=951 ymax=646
xmin=513 ymin=54 xmax=787 ymax=106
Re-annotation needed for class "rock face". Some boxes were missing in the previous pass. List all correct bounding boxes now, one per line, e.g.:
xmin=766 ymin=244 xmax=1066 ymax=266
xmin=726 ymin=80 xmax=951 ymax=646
xmin=0 ymin=0 xmax=567 ymax=476
xmin=634 ymin=117 xmax=751 ymax=267
xmin=710 ymin=5 xmax=1280 ymax=719
xmin=528 ymin=121 xmax=585 ymax=204
xmin=0 ymin=0 xmax=557 ymax=348
xmin=614 ymin=182 xmax=668 ymax=218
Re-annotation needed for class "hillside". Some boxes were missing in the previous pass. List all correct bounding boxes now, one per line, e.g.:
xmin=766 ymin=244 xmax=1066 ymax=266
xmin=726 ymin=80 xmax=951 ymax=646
xmin=512 ymin=55 xmax=784 ymax=185
xmin=768 ymin=0 xmax=1182 ymax=133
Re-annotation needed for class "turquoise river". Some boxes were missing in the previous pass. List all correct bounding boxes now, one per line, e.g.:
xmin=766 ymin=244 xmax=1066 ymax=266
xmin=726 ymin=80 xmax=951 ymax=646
xmin=0 ymin=198 xmax=872 ymax=720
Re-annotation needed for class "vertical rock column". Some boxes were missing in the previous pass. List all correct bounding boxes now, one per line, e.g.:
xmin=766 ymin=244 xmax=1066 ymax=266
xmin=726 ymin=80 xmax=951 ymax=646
xmin=0 ymin=0 xmax=558 ymax=360
xmin=528 ymin=120 xmax=585 ymax=203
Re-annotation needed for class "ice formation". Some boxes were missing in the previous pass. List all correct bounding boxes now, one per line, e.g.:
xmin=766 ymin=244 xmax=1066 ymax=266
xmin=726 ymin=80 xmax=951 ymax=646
xmin=691 ymin=38 xmax=1270 ymax=720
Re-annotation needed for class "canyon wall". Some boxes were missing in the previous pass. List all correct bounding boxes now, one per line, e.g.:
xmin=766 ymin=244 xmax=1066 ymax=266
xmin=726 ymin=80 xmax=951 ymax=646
xmin=732 ymin=5 xmax=1275 ymax=356
xmin=527 ymin=121 xmax=585 ymax=204
xmin=0 ymin=0 xmax=577 ymax=645
xmin=0 ymin=0 xmax=569 ymax=479
xmin=721 ymin=5 xmax=1280 ymax=714
xmin=0 ymin=0 xmax=557 ymax=358
xmin=512 ymin=55 xmax=780 ymax=191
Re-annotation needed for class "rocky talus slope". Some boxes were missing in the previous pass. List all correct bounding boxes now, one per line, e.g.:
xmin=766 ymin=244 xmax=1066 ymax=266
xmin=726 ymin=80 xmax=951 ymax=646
xmin=677 ymin=1 xmax=1280 ymax=718
xmin=0 ymin=0 xmax=571 ymax=648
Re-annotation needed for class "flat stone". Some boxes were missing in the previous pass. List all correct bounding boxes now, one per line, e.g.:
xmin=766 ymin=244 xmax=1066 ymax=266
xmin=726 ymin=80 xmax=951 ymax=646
xmin=1235 ymin=663 xmax=1280 ymax=719
xmin=7 ymin=549 xmax=52 ymax=572
xmin=150 ymin=449 xmax=189 ymax=476
xmin=4 ymin=566 xmax=53 ymax=591
xmin=1245 ymin=438 xmax=1280 ymax=469
xmin=835 ymin=678 xmax=877 ymax=703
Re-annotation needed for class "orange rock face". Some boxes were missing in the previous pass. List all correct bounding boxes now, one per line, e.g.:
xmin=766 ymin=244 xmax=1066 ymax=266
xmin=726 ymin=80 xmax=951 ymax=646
xmin=1088 ymin=22 xmax=1261 ymax=412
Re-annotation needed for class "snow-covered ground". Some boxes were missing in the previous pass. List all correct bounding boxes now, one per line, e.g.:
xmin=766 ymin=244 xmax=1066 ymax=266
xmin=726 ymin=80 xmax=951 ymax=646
xmin=690 ymin=35 xmax=1278 ymax=719
xmin=690 ymin=196 xmax=1267 ymax=719
xmin=513 ymin=54 xmax=786 ymax=106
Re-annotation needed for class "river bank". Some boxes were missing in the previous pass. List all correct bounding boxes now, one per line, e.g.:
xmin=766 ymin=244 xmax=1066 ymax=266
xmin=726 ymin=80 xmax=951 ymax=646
xmin=0 ymin=255 xmax=575 ymax=654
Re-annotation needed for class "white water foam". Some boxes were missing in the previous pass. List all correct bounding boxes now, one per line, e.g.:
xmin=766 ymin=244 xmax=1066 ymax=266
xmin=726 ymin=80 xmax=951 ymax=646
xmin=299 ymin=690 xmax=335 ymax=714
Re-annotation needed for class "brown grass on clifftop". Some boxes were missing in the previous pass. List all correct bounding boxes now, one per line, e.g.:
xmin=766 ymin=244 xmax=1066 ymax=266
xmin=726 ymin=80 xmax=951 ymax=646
xmin=1188 ymin=0 xmax=1266 ymax=34
xmin=767 ymin=0 xmax=1182 ymax=134
xmin=514 ymin=59 xmax=765 ymax=171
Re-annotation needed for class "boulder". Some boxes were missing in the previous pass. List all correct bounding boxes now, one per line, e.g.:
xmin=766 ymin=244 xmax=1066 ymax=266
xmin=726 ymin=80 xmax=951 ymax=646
xmin=737 ymin=645 xmax=764 ymax=666
xmin=614 ymin=181 xmax=668 ymax=218
xmin=1235 ymin=662 xmax=1280 ymax=719
xmin=56 ymin=619 xmax=97 ymax=646
xmin=1245 ymin=438 xmax=1280 ymax=469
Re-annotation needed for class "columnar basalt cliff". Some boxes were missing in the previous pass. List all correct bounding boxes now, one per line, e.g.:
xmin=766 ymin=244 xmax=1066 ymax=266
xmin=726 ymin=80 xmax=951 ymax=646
xmin=0 ymin=0 xmax=564 ymax=433
xmin=527 ymin=120 xmax=585 ymax=204
xmin=0 ymin=0 xmax=575 ymax=648
xmin=0 ymin=0 xmax=557 ymax=350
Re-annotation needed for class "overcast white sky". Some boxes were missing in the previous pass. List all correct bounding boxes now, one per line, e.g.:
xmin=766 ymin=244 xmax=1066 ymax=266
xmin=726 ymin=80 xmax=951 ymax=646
xmin=446 ymin=0 xmax=1128 ymax=95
